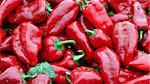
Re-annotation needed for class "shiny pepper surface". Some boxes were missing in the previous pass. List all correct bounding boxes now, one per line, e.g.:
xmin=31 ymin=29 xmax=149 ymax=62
xmin=112 ymin=21 xmax=138 ymax=67
xmin=0 ymin=0 xmax=22 ymax=26
xmin=43 ymin=0 xmax=79 ymax=36
xmin=0 ymin=66 xmax=24 ymax=84
xmin=93 ymin=46 xmax=120 ymax=84
xmin=8 ymin=0 xmax=47 ymax=24
xmin=12 ymin=22 xmax=42 ymax=66
xmin=70 ymin=66 xmax=103 ymax=84
xmin=0 ymin=36 xmax=12 ymax=51
xmin=110 ymin=14 xmax=130 ymax=23
xmin=141 ymin=30 xmax=150 ymax=53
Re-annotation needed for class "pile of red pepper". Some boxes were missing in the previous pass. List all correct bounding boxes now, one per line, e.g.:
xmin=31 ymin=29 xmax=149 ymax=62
xmin=0 ymin=0 xmax=150 ymax=84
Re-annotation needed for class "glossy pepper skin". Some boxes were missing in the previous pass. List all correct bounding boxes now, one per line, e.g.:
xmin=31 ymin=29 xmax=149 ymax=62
xmin=12 ymin=22 xmax=42 ymax=66
xmin=0 ymin=66 xmax=24 ymax=84
xmin=93 ymin=46 xmax=120 ymax=84
xmin=141 ymin=30 xmax=150 ymax=53
xmin=132 ymin=2 xmax=149 ymax=30
xmin=112 ymin=21 xmax=138 ymax=67
xmin=66 ymin=21 xmax=93 ymax=63
xmin=43 ymin=0 xmax=79 ymax=36
xmin=0 ymin=28 xmax=6 ymax=45
xmin=110 ymin=13 xmax=130 ymax=23
xmin=28 ymin=74 xmax=52 ymax=84
xmin=109 ymin=0 xmax=132 ymax=14
xmin=125 ymin=74 xmax=150 ymax=84
xmin=40 ymin=36 xmax=76 ymax=62
xmin=51 ymin=49 xmax=85 ymax=69
xmin=129 ymin=52 xmax=150 ymax=71
xmin=78 ymin=15 xmax=94 ymax=30
xmin=0 ymin=35 xmax=12 ymax=51
xmin=85 ymin=29 xmax=113 ymax=49
xmin=138 ymin=0 xmax=150 ymax=9
xmin=119 ymin=68 xmax=141 ymax=83
xmin=70 ymin=66 xmax=103 ymax=84
xmin=0 ymin=0 xmax=22 ymax=26
xmin=23 ymin=0 xmax=33 ymax=5
xmin=7 ymin=0 xmax=47 ymax=24
xmin=51 ymin=65 xmax=71 ymax=84
xmin=0 ymin=53 xmax=25 ymax=72
xmin=79 ymin=0 xmax=113 ymax=35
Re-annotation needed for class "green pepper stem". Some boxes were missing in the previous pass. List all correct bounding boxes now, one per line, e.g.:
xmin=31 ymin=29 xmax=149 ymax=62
xmin=57 ymin=40 xmax=76 ymax=46
xmin=85 ymin=29 xmax=96 ymax=37
xmin=73 ymin=50 xmax=85 ymax=64
xmin=84 ymin=0 xmax=90 ymax=5
xmin=46 ymin=2 xmax=52 ymax=15
xmin=65 ymin=72 xmax=71 ymax=84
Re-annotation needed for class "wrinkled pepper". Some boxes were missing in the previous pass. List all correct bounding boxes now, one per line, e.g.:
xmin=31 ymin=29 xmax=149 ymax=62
xmin=93 ymin=46 xmax=120 ymax=84
xmin=132 ymin=2 xmax=149 ymax=30
xmin=8 ymin=0 xmax=47 ymax=24
xmin=0 ymin=35 xmax=12 ymax=51
xmin=28 ymin=74 xmax=52 ymax=84
xmin=12 ymin=22 xmax=42 ymax=66
xmin=141 ymin=30 xmax=150 ymax=53
xmin=0 ymin=66 xmax=24 ymax=84
xmin=70 ymin=66 xmax=103 ymax=84
xmin=43 ymin=0 xmax=79 ymax=36
xmin=112 ymin=21 xmax=138 ymax=67
xmin=0 ymin=28 xmax=6 ymax=45
xmin=85 ymin=29 xmax=113 ymax=49
xmin=66 ymin=21 xmax=93 ymax=63
xmin=51 ymin=49 xmax=85 ymax=69
xmin=0 ymin=0 xmax=22 ymax=26
xmin=78 ymin=0 xmax=113 ymax=35
xmin=110 ymin=13 xmax=130 ymax=23
xmin=51 ymin=65 xmax=71 ymax=84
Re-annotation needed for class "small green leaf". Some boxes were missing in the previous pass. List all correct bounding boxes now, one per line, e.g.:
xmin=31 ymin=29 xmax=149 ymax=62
xmin=46 ymin=2 xmax=53 ymax=15
xmin=28 ymin=62 xmax=56 ymax=80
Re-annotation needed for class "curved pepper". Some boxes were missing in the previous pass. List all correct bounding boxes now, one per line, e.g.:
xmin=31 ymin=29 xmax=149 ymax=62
xmin=78 ymin=15 xmax=94 ymax=30
xmin=43 ymin=0 xmax=79 ymax=36
xmin=70 ymin=66 xmax=103 ymax=84
xmin=93 ymin=46 xmax=120 ymax=84
xmin=132 ymin=2 xmax=148 ymax=30
xmin=0 ymin=53 xmax=26 ymax=72
xmin=78 ymin=0 xmax=113 ymax=35
xmin=28 ymin=74 xmax=52 ymax=84
xmin=0 ymin=28 xmax=6 ymax=45
xmin=110 ymin=13 xmax=130 ymax=23
xmin=51 ymin=65 xmax=71 ymax=84
xmin=138 ymin=0 xmax=150 ymax=9
xmin=141 ymin=30 xmax=150 ymax=53
xmin=40 ymin=36 xmax=76 ymax=62
xmin=8 ymin=0 xmax=47 ymax=24
xmin=23 ymin=0 xmax=33 ymax=5
xmin=66 ymin=21 xmax=93 ymax=63
xmin=0 ymin=66 xmax=24 ymax=84
xmin=125 ymin=74 xmax=150 ymax=84
xmin=0 ymin=35 xmax=12 ymax=51
xmin=0 ymin=0 xmax=22 ymax=26
xmin=12 ymin=22 xmax=42 ymax=66
xmin=51 ymin=49 xmax=85 ymax=69
xmin=85 ymin=29 xmax=113 ymax=49
xmin=112 ymin=21 xmax=138 ymax=67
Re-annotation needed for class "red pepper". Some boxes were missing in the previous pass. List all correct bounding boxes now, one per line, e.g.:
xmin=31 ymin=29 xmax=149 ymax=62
xmin=51 ymin=65 xmax=71 ymax=84
xmin=110 ymin=13 xmax=130 ymax=23
xmin=78 ymin=0 xmax=113 ymax=35
xmin=109 ymin=0 xmax=132 ymax=14
xmin=138 ymin=0 xmax=150 ymax=9
xmin=0 ymin=35 xmax=12 ymax=51
xmin=47 ymin=0 xmax=63 ymax=7
xmin=119 ymin=68 xmax=142 ymax=83
xmin=112 ymin=21 xmax=138 ymax=67
xmin=28 ymin=74 xmax=52 ymax=84
xmin=0 ymin=28 xmax=6 ymax=45
xmin=7 ymin=0 xmax=47 ymax=24
xmin=0 ymin=0 xmax=22 ymax=26
xmin=141 ymin=30 xmax=150 ymax=53
xmin=78 ymin=15 xmax=94 ymax=30
xmin=51 ymin=49 xmax=85 ymax=69
xmin=40 ymin=36 xmax=76 ymax=62
xmin=43 ymin=0 xmax=79 ymax=36
xmin=0 ymin=66 xmax=24 ymax=84
xmin=129 ymin=52 xmax=150 ymax=71
xmin=85 ymin=29 xmax=113 ymax=49
xmin=99 ymin=0 xmax=108 ymax=6
xmin=23 ymin=0 xmax=33 ymax=5
xmin=70 ymin=66 xmax=103 ymax=84
xmin=132 ymin=2 xmax=149 ymax=30
xmin=12 ymin=22 xmax=42 ymax=66
xmin=93 ymin=46 xmax=120 ymax=84
xmin=0 ymin=53 xmax=26 ymax=72
xmin=125 ymin=74 xmax=150 ymax=84
xmin=66 ymin=21 xmax=93 ymax=63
